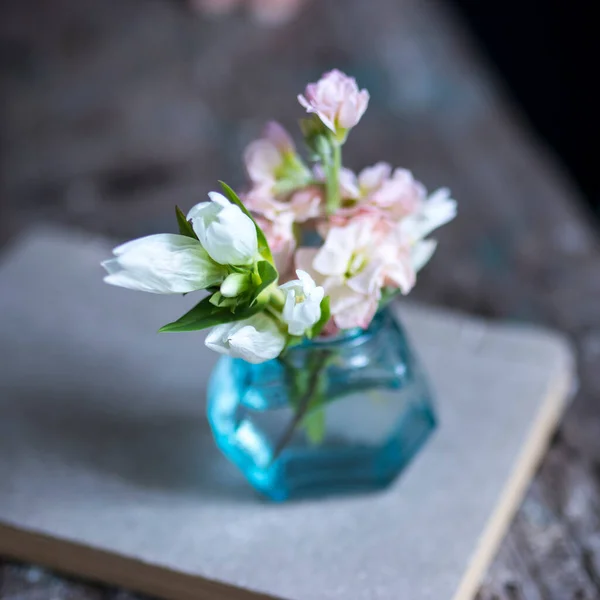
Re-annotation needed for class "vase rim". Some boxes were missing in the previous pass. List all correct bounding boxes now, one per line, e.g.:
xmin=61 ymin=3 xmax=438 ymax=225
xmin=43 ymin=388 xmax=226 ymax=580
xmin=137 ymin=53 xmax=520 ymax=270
xmin=300 ymin=307 xmax=391 ymax=349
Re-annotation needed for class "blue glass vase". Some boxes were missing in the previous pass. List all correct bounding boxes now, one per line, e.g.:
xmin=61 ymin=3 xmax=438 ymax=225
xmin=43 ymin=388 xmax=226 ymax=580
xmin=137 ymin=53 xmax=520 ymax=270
xmin=207 ymin=307 xmax=436 ymax=501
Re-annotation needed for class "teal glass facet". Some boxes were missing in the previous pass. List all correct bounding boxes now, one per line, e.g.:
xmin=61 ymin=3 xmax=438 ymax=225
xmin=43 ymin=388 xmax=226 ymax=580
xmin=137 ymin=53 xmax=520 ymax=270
xmin=207 ymin=308 xmax=436 ymax=501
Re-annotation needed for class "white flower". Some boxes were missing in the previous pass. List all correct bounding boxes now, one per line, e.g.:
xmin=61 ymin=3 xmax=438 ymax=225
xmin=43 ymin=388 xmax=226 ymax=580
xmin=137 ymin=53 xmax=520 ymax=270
xmin=279 ymin=270 xmax=325 ymax=336
xmin=187 ymin=192 xmax=258 ymax=266
xmin=102 ymin=234 xmax=226 ymax=294
xmin=205 ymin=313 xmax=286 ymax=364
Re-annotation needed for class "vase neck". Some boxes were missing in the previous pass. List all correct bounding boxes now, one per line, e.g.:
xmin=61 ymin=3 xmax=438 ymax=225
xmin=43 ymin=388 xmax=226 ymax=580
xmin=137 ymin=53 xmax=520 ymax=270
xmin=308 ymin=307 xmax=392 ymax=349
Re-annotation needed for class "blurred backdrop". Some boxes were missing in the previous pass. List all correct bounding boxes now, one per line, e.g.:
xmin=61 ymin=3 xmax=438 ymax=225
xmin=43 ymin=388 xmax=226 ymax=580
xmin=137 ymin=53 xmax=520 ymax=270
xmin=2 ymin=2 xmax=600 ymax=598
xmin=1 ymin=0 xmax=597 ymax=245
xmin=450 ymin=0 xmax=598 ymax=212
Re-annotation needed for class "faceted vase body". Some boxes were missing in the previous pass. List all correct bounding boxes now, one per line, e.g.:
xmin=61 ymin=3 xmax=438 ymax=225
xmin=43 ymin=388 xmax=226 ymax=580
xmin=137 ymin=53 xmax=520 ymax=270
xmin=207 ymin=308 xmax=436 ymax=501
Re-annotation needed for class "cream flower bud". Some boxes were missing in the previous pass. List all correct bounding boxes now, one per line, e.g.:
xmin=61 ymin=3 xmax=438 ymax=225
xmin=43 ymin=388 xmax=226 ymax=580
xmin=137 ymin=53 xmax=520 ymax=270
xmin=102 ymin=233 xmax=226 ymax=294
xmin=298 ymin=69 xmax=370 ymax=134
xmin=205 ymin=313 xmax=286 ymax=364
xmin=220 ymin=272 xmax=252 ymax=298
xmin=280 ymin=270 xmax=325 ymax=336
xmin=188 ymin=192 xmax=258 ymax=266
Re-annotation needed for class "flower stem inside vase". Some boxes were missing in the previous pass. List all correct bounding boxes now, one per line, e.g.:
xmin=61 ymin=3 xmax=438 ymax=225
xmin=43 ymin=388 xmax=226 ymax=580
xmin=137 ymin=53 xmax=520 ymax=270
xmin=272 ymin=348 xmax=332 ymax=460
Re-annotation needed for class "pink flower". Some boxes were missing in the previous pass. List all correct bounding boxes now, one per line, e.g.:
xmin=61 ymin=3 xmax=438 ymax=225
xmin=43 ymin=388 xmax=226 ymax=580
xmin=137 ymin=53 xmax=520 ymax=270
xmin=296 ymin=216 xmax=415 ymax=330
xmin=333 ymin=164 xmax=425 ymax=222
xmin=244 ymin=184 xmax=322 ymax=224
xmin=263 ymin=121 xmax=295 ymax=154
xmin=356 ymin=162 xmax=391 ymax=195
xmin=323 ymin=166 xmax=452 ymax=239
xmin=244 ymin=121 xmax=295 ymax=187
xmin=365 ymin=166 xmax=425 ymax=218
xmin=255 ymin=216 xmax=297 ymax=276
xmin=287 ymin=186 xmax=323 ymax=221
xmin=298 ymin=69 xmax=370 ymax=134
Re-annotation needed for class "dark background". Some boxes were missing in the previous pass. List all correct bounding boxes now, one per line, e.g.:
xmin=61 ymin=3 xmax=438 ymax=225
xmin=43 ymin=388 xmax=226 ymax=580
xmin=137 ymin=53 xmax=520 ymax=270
xmin=1 ymin=2 xmax=600 ymax=599
xmin=1 ymin=0 xmax=598 ymax=223
xmin=451 ymin=0 xmax=598 ymax=212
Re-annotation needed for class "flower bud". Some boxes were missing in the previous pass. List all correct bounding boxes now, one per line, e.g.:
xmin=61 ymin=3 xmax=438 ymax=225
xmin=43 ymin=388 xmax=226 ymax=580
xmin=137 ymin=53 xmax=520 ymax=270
xmin=188 ymin=192 xmax=258 ymax=266
xmin=102 ymin=234 xmax=226 ymax=294
xmin=298 ymin=69 xmax=369 ymax=135
xmin=205 ymin=313 xmax=286 ymax=364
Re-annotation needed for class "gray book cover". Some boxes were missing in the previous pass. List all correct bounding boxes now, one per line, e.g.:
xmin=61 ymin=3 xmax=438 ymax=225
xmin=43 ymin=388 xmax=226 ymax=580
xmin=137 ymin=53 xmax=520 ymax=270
xmin=0 ymin=229 xmax=575 ymax=600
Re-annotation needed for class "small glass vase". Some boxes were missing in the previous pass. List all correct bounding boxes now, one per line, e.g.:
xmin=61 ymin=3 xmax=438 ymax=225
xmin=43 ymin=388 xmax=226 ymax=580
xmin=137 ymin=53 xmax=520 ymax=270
xmin=207 ymin=307 xmax=436 ymax=501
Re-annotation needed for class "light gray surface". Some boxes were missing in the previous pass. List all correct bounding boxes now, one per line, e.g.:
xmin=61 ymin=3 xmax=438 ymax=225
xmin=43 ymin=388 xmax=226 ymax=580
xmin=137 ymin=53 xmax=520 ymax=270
xmin=0 ymin=229 xmax=575 ymax=600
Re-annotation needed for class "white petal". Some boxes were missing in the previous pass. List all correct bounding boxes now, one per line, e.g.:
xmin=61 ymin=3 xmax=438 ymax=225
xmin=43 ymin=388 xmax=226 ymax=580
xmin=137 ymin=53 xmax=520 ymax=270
xmin=334 ymin=294 xmax=378 ymax=330
xmin=327 ymin=283 xmax=378 ymax=330
xmin=228 ymin=314 xmax=286 ymax=363
xmin=313 ymin=227 xmax=354 ymax=276
xmin=295 ymin=269 xmax=317 ymax=292
xmin=310 ymin=286 xmax=325 ymax=305
xmin=358 ymin=162 xmax=391 ymax=193
xmin=186 ymin=201 xmax=214 ymax=237
xmin=282 ymin=289 xmax=297 ymax=323
xmin=279 ymin=269 xmax=324 ymax=336
xmin=338 ymin=167 xmax=360 ymax=199
xmin=188 ymin=193 xmax=258 ymax=265
xmin=412 ymin=239 xmax=438 ymax=273
xmin=347 ymin=260 xmax=385 ymax=295
xmin=207 ymin=191 xmax=230 ymax=207
xmin=103 ymin=271 xmax=167 ymax=294
xmin=205 ymin=321 xmax=242 ymax=355
xmin=103 ymin=234 xmax=225 ymax=294
xmin=401 ymin=188 xmax=457 ymax=242
xmin=101 ymin=258 xmax=122 ymax=275
xmin=205 ymin=314 xmax=286 ymax=364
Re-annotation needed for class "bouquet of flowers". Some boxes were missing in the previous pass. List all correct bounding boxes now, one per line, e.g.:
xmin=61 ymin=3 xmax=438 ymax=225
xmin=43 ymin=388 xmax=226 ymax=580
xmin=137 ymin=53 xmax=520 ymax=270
xmin=102 ymin=69 xmax=456 ymax=365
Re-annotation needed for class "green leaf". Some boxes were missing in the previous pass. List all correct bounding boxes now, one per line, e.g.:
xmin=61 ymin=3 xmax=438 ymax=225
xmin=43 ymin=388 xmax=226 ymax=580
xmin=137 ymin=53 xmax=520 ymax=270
xmin=175 ymin=206 xmax=198 ymax=240
xmin=249 ymin=261 xmax=278 ymax=305
xmin=308 ymin=296 xmax=331 ymax=339
xmin=218 ymin=181 xmax=274 ymax=264
xmin=159 ymin=295 xmax=259 ymax=333
xmin=302 ymin=407 xmax=326 ymax=445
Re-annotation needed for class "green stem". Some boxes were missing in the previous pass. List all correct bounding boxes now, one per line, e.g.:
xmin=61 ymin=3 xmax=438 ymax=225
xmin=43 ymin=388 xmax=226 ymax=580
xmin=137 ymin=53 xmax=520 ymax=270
xmin=325 ymin=141 xmax=342 ymax=215
xmin=268 ymin=286 xmax=286 ymax=312
xmin=271 ymin=350 xmax=329 ymax=461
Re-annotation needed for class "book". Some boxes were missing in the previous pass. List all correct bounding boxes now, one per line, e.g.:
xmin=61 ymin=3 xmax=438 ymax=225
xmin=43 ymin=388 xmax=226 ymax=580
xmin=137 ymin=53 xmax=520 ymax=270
xmin=0 ymin=228 xmax=575 ymax=600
